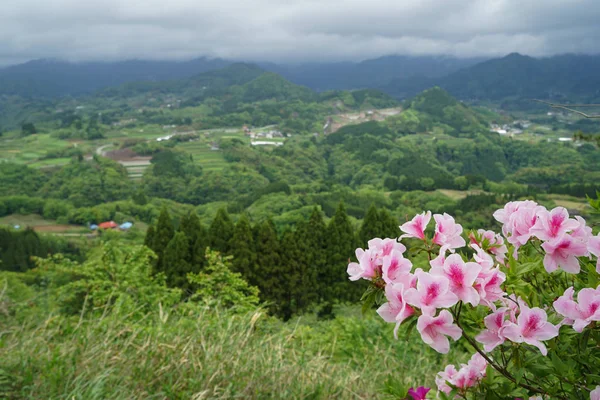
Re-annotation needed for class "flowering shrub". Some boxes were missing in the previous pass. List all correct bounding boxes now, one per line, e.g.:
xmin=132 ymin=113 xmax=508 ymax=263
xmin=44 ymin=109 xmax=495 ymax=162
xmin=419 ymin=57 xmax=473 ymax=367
xmin=348 ymin=201 xmax=600 ymax=399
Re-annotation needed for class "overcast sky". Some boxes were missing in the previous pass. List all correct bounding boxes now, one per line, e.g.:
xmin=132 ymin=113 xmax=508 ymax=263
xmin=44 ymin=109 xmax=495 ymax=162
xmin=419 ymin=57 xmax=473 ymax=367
xmin=1 ymin=0 xmax=599 ymax=66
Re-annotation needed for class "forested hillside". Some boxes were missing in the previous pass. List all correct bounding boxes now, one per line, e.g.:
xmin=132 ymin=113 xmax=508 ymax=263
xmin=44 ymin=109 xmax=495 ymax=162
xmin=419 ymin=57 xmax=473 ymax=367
xmin=1 ymin=60 xmax=600 ymax=399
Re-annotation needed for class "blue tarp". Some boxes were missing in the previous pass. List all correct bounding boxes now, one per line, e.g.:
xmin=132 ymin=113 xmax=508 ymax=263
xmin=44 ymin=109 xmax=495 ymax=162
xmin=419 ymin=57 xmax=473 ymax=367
xmin=90 ymin=224 xmax=98 ymax=230
xmin=120 ymin=222 xmax=133 ymax=230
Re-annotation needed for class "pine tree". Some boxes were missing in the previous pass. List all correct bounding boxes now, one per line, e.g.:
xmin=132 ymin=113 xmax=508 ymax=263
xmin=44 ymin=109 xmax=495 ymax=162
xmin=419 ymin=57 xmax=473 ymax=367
xmin=280 ymin=221 xmax=320 ymax=319
xmin=152 ymin=207 xmax=175 ymax=268
xmin=253 ymin=219 xmax=282 ymax=306
xmin=144 ymin=225 xmax=156 ymax=250
xmin=293 ymin=208 xmax=323 ymax=307
xmin=178 ymin=211 xmax=207 ymax=268
xmin=228 ymin=214 xmax=256 ymax=279
xmin=378 ymin=208 xmax=400 ymax=239
xmin=359 ymin=204 xmax=381 ymax=245
xmin=161 ymin=231 xmax=192 ymax=291
xmin=208 ymin=208 xmax=234 ymax=254
xmin=323 ymin=202 xmax=361 ymax=304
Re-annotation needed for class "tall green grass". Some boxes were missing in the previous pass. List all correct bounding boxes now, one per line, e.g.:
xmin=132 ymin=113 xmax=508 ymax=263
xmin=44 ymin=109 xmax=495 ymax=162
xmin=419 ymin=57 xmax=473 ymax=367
xmin=0 ymin=302 xmax=461 ymax=399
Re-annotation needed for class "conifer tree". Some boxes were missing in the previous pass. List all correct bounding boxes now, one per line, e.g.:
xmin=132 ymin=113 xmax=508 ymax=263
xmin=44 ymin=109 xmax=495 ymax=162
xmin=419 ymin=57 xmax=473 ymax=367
xmin=208 ymin=208 xmax=234 ymax=254
xmin=323 ymin=202 xmax=361 ymax=304
xmin=278 ymin=229 xmax=303 ymax=319
xmin=178 ymin=211 xmax=207 ymax=268
xmin=282 ymin=222 xmax=320 ymax=318
xmin=228 ymin=214 xmax=256 ymax=279
xmin=152 ymin=207 xmax=175 ymax=267
xmin=161 ymin=231 xmax=192 ymax=291
xmin=144 ymin=225 xmax=156 ymax=250
xmin=359 ymin=204 xmax=400 ymax=245
xmin=378 ymin=208 xmax=400 ymax=239
xmin=359 ymin=204 xmax=381 ymax=245
xmin=253 ymin=219 xmax=282 ymax=305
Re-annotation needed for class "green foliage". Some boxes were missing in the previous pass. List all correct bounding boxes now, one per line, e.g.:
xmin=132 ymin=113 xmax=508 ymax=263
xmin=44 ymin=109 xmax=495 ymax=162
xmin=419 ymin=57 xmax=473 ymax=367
xmin=323 ymin=203 xmax=361 ymax=304
xmin=187 ymin=249 xmax=260 ymax=311
xmin=32 ymin=241 xmax=181 ymax=315
xmin=149 ymin=206 xmax=174 ymax=266
xmin=228 ymin=214 xmax=256 ymax=278
xmin=208 ymin=208 xmax=234 ymax=254
xmin=160 ymin=231 xmax=192 ymax=290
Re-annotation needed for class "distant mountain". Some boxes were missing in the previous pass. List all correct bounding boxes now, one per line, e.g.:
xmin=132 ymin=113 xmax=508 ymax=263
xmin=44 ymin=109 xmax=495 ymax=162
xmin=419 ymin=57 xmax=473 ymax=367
xmin=0 ymin=55 xmax=484 ymax=98
xmin=0 ymin=58 xmax=231 ymax=98
xmin=261 ymin=55 xmax=485 ymax=91
xmin=383 ymin=53 xmax=600 ymax=104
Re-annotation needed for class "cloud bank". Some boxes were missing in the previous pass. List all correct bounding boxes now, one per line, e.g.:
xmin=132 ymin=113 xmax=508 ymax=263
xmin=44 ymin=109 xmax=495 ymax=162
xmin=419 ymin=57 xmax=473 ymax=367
xmin=1 ymin=0 xmax=599 ymax=65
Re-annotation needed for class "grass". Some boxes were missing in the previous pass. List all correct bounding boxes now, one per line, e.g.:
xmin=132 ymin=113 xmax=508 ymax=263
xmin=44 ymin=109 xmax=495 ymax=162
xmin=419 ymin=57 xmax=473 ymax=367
xmin=0 ymin=302 xmax=459 ymax=399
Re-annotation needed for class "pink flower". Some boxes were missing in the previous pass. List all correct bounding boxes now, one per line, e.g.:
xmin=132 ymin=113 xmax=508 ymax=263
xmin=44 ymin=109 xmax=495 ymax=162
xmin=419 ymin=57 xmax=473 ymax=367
xmin=501 ymin=305 xmax=559 ymax=356
xmin=407 ymin=386 xmax=430 ymax=400
xmin=347 ymin=248 xmax=378 ymax=281
xmin=591 ymin=386 xmax=600 ymax=400
xmin=368 ymin=238 xmax=407 ymax=261
xmin=541 ymin=234 xmax=589 ymax=274
xmin=475 ymin=267 xmax=506 ymax=308
xmin=553 ymin=287 xmax=600 ymax=332
xmin=429 ymin=245 xmax=450 ymax=270
xmin=433 ymin=213 xmax=466 ymax=250
xmin=377 ymin=281 xmax=415 ymax=338
xmin=435 ymin=365 xmax=457 ymax=394
xmin=400 ymin=211 xmax=431 ymax=241
xmin=435 ymin=353 xmax=487 ymax=394
xmin=493 ymin=201 xmax=541 ymax=255
xmin=404 ymin=271 xmax=459 ymax=316
xmin=588 ymin=234 xmax=600 ymax=274
xmin=472 ymin=229 xmax=508 ymax=265
xmin=430 ymin=253 xmax=481 ymax=307
xmin=471 ymin=243 xmax=495 ymax=271
xmin=530 ymin=207 xmax=580 ymax=242
xmin=416 ymin=310 xmax=462 ymax=353
xmin=382 ymin=249 xmax=413 ymax=284
xmin=475 ymin=307 xmax=509 ymax=352
xmin=453 ymin=353 xmax=488 ymax=389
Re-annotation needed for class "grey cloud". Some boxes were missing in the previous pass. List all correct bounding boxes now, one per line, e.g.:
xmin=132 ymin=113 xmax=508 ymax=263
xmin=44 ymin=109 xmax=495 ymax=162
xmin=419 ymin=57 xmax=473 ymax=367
xmin=1 ymin=0 xmax=600 ymax=65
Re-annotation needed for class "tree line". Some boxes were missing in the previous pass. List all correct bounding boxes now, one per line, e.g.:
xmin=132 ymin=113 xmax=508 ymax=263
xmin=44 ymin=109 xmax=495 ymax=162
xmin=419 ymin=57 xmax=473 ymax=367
xmin=144 ymin=202 xmax=398 ymax=319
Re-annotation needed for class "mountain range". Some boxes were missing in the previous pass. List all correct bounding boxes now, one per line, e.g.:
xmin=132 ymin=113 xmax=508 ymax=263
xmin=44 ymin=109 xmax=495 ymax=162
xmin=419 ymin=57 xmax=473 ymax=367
xmin=1 ymin=53 xmax=600 ymax=107
xmin=0 ymin=55 xmax=483 ymax=98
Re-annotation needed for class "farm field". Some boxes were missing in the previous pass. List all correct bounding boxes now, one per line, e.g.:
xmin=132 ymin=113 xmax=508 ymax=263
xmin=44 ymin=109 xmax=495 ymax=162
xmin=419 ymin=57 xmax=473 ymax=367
xmin=0 ymin=214 xmax=85 ymax=234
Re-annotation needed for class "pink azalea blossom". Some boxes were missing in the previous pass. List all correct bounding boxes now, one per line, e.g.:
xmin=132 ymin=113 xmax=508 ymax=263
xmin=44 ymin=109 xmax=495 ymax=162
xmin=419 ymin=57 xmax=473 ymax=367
xmin=553 ymin=286 xmax=600 ymax=332
xmin=452 ymin=353 xmax=488 ymax=389
xmin=430 ymin=253 xmax=481 ymax=307
xmin=382 ymin=249 xmax=413 ymax=284
xmin=433 ymin=213 xmax=466 ymax=250
xmin=475 ymin=267 xmax=506 ymax=308
xmin=588 ymin=234 xmax=600 ymax=274
xmin=347 ymin=248 xmax=378 ymax=281
xmin=400 ymin=211 xmax=431 ymax=241
xmin=530 ymin=207 xmax=580 ymax=242
xmin=541 ymin=234 xmax=589 ymax=274
xmin=471 ymin=243 xmax=495 ymax=271
xmin=416 ymin=310 xmax=462 ymax=353
xmin=591 ymin=386 xmax=600 ymax=400
xmin=368 ymin=238 xmax=407 ymax=262
xmin=435 ymin=365 xmax=457 ymax=394
xmin=377 ymin=281 xmax=415 ymax=338
xmin=404 ymin=271 xmax=459 ymax=316
xmin=571 ymin=216 xmax=592 ymax=241
xmin=501 ymin=305 xmax=559 ymax=356
xmin=493 ymin=201 xmax=542 ymax=255
xmin=407 ymin=386 xmax=430 ymax=400
xmin=436 ymin=353 xmax=487 ymax=394
xmin=475 ymin=307 xmax=509 ymax=352
xmin=471 ymin=229 xmax=508 ymax=265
